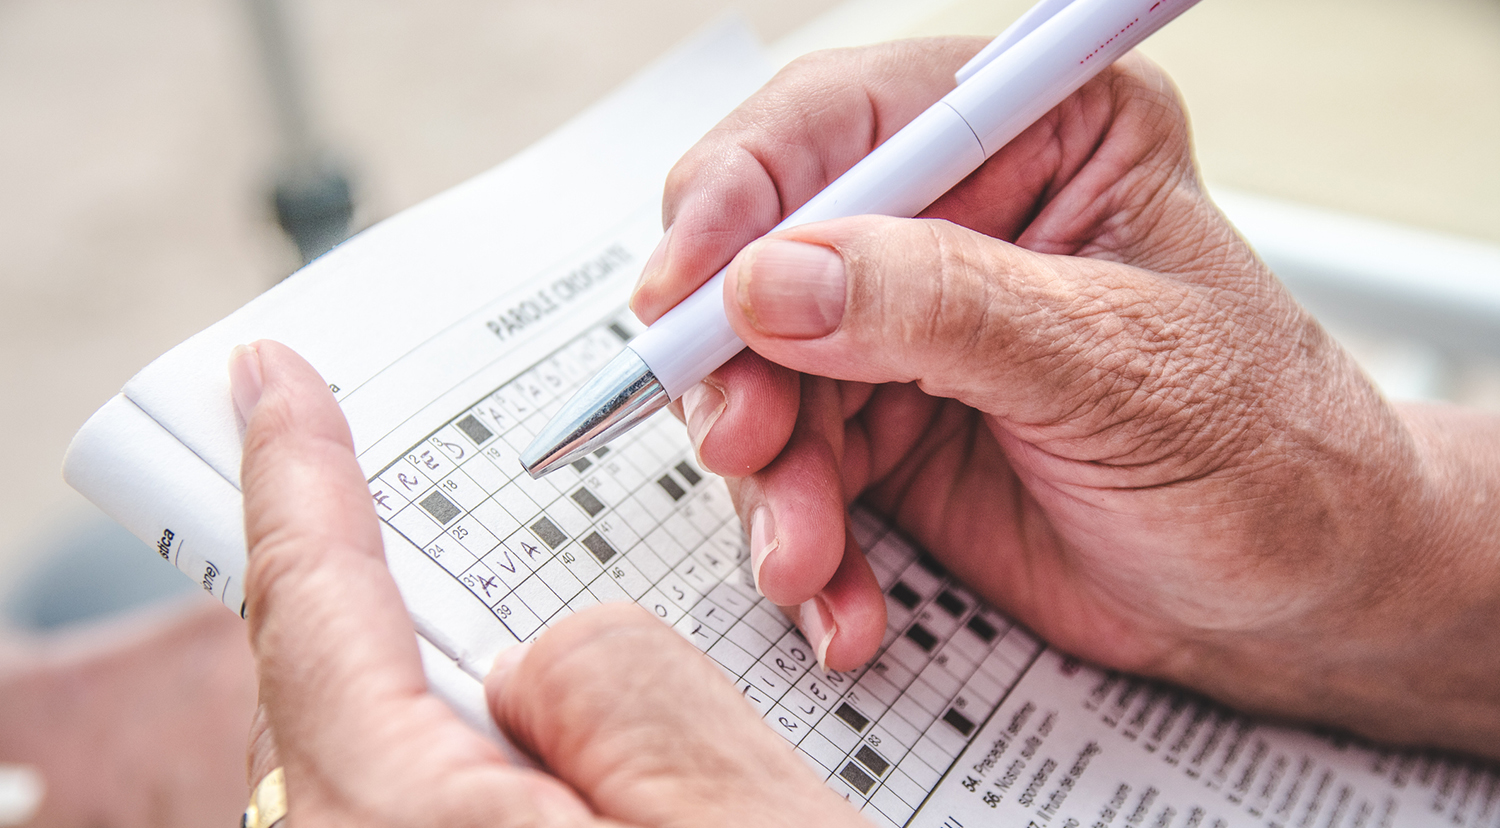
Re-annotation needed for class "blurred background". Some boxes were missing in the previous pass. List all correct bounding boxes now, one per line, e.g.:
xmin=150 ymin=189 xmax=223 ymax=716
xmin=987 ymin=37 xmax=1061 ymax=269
xmin=0 ymin=0 xmax=1495 ymax=823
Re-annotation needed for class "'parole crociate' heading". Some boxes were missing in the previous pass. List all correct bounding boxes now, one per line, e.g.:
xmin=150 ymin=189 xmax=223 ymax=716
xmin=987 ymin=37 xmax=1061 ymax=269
xmin=485 ymin=243 xmax=632 ymax=342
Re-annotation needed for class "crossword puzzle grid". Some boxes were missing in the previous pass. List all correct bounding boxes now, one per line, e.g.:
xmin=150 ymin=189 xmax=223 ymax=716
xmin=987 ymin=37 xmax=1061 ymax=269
xmin=366 ymin=319 xmax=1043 ymax=827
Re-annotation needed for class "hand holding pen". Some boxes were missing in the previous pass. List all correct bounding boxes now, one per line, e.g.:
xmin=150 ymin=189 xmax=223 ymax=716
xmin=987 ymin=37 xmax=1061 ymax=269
xmin=623 ymin=39 xmax=1500 ymax=760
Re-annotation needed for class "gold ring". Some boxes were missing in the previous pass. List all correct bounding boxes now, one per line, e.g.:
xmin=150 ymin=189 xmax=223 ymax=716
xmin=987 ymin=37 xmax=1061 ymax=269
xmin=242 ymin=766 xmax=287 ymax=828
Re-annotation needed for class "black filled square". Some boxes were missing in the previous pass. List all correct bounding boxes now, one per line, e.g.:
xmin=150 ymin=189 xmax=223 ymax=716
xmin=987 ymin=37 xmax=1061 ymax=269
xmin=530 ymin=516 xmax=567 ymax=549
xmin=966 ymin=615 xmax=999 ymax=643
xmin=888 ymin=581 xmax=920 ymax=609
xmin=854 ymin=745 xmax=890 ymax=777
xmin=419 ymin=491 xmax=461 ymax=525
xmin=571 ymin=457 xmax=593 ymax=473
xmin=593 ymin=446 xmax=610 ymax=458
xmin=454 ymin=414 xmax=493 ymax=445
xmin=674 ymin=460 xmax=702 ymax=486
xmin=571 ymin=487 xmax=605 ymax=517
xmin=657 ymin=474 xmax=686 ymax=501
xmin=607 ymin=322 xmax=631 ymax=342
xmin=916 ymin=552 xmax=945 ymax=576
xmin=943 ymin=707 xmax=976 ymax=737
xmin=905 ymin=623 xmax=938 ymax=652
xmin=582 ymin=531 xmax=618 ymax=565
xmin=839 ymin=762 xmax=876 ymax=795
xmin=935 ymin=590 xmax=966 ymax=617
xmin=834 ymin=702 xmax=869 ymax=732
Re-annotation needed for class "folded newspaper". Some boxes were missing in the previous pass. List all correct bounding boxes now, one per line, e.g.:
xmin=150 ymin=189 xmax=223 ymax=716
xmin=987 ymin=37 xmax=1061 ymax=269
xmin=63 ymin=20 xmax=1496 ymax=828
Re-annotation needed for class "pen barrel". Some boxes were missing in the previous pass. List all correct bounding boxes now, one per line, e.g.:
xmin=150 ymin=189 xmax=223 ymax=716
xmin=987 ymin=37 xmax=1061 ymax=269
xmin=947 ymin=0 xmax=1202 ymax=154
xmin=631 ymin=103 xmax=986 ymax=399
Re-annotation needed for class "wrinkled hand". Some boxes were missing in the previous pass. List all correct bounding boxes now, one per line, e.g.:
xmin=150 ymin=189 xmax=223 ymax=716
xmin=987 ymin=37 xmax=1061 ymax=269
xmin=632 ymin=39 xmax=1500 ymax=756
xmin=231 ymin=341 xmax=864 ymax=826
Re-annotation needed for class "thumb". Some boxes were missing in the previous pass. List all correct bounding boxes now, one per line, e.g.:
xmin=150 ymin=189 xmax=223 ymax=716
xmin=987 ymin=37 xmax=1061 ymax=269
xmin=486 ymin=604 xmax=861 ymax=828
xmin=723 ymin=214 xmax=1220 ymax=432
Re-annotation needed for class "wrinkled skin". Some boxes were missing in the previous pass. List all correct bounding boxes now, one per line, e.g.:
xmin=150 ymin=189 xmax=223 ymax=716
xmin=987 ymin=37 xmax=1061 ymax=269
xmin=632 ymin=39 xmax=1500 ymax=757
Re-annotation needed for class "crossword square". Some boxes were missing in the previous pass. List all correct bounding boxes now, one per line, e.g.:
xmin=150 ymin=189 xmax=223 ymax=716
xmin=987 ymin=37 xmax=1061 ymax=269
xmin=904 ymin=623 xmax=938 ymax=652
xmin=570 ymin=486 xmax=605 ymax=517
xmin=855 ymin=745 xmax=890 ymax=777
xmin=690 ymin=598 xmax=735 ymax=635
xmin=637 ymin=587 xmax=685 ymax=625
xmin=460 ymin=454 xmax=511 ymax=494
xmin=726 ymin=621 xmax=772 ymax=659
xmin=470 ymin=499 xmax=520 ymax=542
xmin=449 ymin=515 xmax=499 ymax=557
xmin=454 ymin=414 xmax=493 ymax=445
xmin=919 ymin=660 xmax=962 ymax=699
xmin=798 ymin=730 xmax=846 ymax=771
xmin=871 ymin=717 xmax=920 ymax=753
xmin=459 ymin=563 xmax=505 ymax=604
xmin=905 ymin=677 xmax=949 ymax=718
xmin=611 ymin=495 xmax=657 ymax=539
xmin=740 ymin=604 xmax=790 ymax=641
xmin=888 ymin=581 xmax=920 ymax=610
xmin=581 ymin=531 xmax=618 ymax=565
xmin=966 ymin=614 xmax=999 ymax=642
xmin=419 ymin=491 xmax=462 ymax=524
xmin=535 ymin=557 xmax=584 ymax=601
xmin=656 ymin=474 xmax=686 ymax=501
xmin=746 ymin=661 xmax=790 ymax=698
xmin=834 ymin=702 xmax=870 ymax=733
xmin=594 ymin=445 xmax=610 ymax=458
xmin=530 ymin=516 xmax=568 ymax=549
xmin=857 ymin=671 xmax=901 ymax=707
xmin=388 ymin=503 xmax=442 ymax=547
xmin=493 ymin=483 xmax=540 ymax=525
xmin=942 ymin=707 xmax=976 ymax=737
xmin=625 ymin=545 xmax=669 ymax=582
xmin=964 ymin=670 xmax=1005 ymax=707
xmin=892 ymin=695 xmax=936 ymax=731
xmin=870 ymin=787 xmax=915 ymax=826
xmin=707 ymin=636 xmax=757 ymax=675
xmin=602 ymin=556 xmax=651 ymax=599
xmin=839 ymin=762 xmax=876 ymax=795
xmin=586 ymin=572 xmax=631 ymax=604
xmin=570 ymin=457 xmax=592 ymax=473
xmin=406 ymin=445 xmax=456 ymax=483
xmin=934 ymin=590 xmax=966 ymax=617
xmin=607 ymin=321 xmax=631 ymax=341
xmin=516 ymin=576 xmax=564 ymax=620
xmin=883 ymin=769 xmax=929 ymax=808
xmin=911 ymin=734 xmax=958 ymax=770
xmin=674 ymin=460 xmax=702 ymax=485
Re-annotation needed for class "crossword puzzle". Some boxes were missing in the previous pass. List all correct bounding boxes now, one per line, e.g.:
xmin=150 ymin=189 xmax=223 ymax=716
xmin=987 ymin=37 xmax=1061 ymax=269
xmin=365 ymin=318 xmax=1042 ymax=827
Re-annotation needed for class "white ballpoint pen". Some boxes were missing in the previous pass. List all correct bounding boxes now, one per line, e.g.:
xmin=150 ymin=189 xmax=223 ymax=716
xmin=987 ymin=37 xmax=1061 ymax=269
xmin=521 ymin=0 xmax=1203 ymax=476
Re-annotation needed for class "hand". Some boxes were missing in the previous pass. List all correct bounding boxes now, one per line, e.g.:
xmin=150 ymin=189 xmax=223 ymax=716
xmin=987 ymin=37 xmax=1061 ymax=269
xmin=230 ymin=340 xmax=865 ymax=826
xmin=0 ymin=598 xmax=256 ymax=828
xmin=632 ymin=39 xmax=1500 ymax=756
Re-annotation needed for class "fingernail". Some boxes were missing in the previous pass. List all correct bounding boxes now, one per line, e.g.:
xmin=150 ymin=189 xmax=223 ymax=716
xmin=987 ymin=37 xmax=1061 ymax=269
xmin=633 ymin=224 xmax=674 ymax=296
xmin=748 ymin=506 xmax=779 ymax=596
xmin=799 ymin=594 xmax=836 ymax=672
xmin=737 ymin=239 xmax=846 ymax=338
xmin=228 ymin=344 xmax=263 ymax=422
xmin=490 ymin=642 xmax=532 ymax=688
xmin=682 ymin=381 xmax=725 ymax=454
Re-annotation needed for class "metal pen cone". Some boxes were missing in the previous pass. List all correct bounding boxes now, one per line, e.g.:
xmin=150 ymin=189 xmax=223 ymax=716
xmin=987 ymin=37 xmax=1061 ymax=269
xmin=520 ymin=349 xmax=669 ymax=477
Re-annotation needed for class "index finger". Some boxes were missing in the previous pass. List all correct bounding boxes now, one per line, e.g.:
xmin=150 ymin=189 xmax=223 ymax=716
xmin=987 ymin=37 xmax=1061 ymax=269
xmin=630 ymin=37 xmax=986 ymax=323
